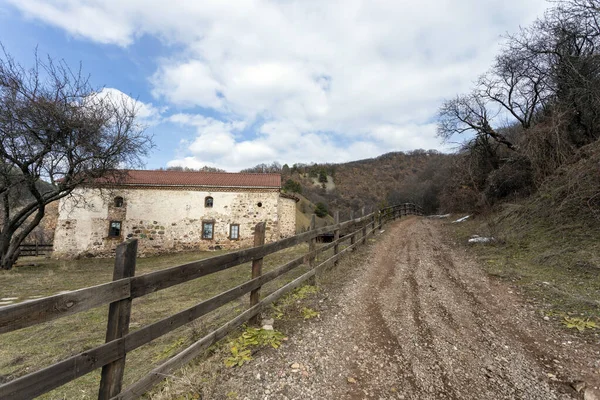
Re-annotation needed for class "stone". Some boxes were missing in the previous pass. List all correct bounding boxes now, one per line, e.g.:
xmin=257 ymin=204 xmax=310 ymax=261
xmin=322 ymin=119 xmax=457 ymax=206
xmin=571 ymin=381 xmax=586 ymax=393
xmin=584 ymin=388 xmax=600 ymax=400
xmin=291 ymin=363 xmax=300 ymax=369
xmin=262 ymin=325 xmax=274 ymax=331
xmin=347 ymin=377 xmax=357 ymax=384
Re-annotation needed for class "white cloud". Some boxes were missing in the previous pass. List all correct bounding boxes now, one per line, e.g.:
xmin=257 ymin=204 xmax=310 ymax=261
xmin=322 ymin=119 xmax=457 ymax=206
xmin=89 ymin=88 xmax=164 ymax=125
xmin=7 ymin=0 xmax=550 ymax=169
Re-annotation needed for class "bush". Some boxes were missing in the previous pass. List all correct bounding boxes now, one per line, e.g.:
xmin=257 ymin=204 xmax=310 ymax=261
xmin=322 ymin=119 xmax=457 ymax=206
xmin=314 ymin=202 xmax=329 ymax=218
xmin=318 ymin=169 xmax=328 ymax=183
xmin=283 ymin=179 xmax=302 ymax=193
xmin=484 ymin=156 xmax=535 ymax=203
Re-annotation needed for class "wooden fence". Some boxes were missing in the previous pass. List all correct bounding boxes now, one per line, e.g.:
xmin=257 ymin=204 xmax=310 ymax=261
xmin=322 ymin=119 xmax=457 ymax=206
xmin=0 ymin=203 xmax=423 ymax=400
xmin=18 ymin=243 xmax=53 ymax=257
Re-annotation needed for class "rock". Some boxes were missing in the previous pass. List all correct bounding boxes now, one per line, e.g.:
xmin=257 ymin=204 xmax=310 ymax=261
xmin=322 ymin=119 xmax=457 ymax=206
xmin=262 ymin=325 xmax=274 ymax=331
xmin=347 ymin=377 xmax=357 ymax=384
xmin=543 ymin=316 xmax=550 ymax=321
xmin=262 ymin=318 xmax=274 ymax=326
xmin=256 ymin=373 xmax=261 ymax=381
xmin=584 ymin=388 xmax=600 ymax=400
xmin=291 ymin=363 xmax=300 ymax=369
xmin=571 ymin=380 xmax=586 ymax=393
xmin=546 ymin=373 xmax=558 ymax=381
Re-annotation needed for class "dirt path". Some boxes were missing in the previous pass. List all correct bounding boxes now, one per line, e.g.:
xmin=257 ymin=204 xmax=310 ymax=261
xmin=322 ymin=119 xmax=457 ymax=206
xmin=215 ymin=218 xmax=600 ymax=400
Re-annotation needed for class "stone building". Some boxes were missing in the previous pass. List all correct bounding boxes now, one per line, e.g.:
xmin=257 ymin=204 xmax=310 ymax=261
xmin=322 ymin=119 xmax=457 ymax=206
xmin=53 ymin=170 xmax=297 ymax=257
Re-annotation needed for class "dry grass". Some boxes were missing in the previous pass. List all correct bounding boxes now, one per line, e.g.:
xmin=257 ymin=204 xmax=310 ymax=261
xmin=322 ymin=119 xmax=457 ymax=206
xmin=0 ymin=243 xmax=313 ymax=399
xmin=448 ymin=209 xmax=600 ymax=321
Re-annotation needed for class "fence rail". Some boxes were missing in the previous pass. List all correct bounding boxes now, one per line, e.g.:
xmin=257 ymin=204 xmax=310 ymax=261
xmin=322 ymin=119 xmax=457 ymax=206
xmin=17 ymin=243 xmax=53 ymax=257
xmin=0 ymin=203 xmax=423 ymax=400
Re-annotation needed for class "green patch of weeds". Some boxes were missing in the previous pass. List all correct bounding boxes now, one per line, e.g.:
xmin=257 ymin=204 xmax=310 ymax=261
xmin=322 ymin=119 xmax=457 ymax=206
xmin=153 ymin=337 xmax=186 ymax=363
xmin=268 ymin=284 xmax=319 ymax=321
xmin=301 ymin=307 xmax=319 ymax=319
xmin=292 ymin=285 xmax=318 ymax=300
xmin=271 ymin=304 xmax=285 ymax=320
xmin=224 ymin=326 xmax=286 ymax=368
xmin=562 ymin=317 xmax=598 ymax=332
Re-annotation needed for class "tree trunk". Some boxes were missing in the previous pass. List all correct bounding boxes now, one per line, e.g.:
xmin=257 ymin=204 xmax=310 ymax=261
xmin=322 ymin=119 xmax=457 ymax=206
xmin=0 ymin=232 xmax=20 ymax=270
xmin=0 ymin=204 xmax=45 ymax=270
xmin=0 ymin=245 xmax=20 ymax=270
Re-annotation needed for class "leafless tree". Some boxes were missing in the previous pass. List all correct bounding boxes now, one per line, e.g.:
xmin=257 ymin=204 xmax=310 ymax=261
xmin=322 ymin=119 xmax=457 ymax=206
xmin=0 ymin=48 xmax=153 ymax=270
xmin=478 ymin=47 xmax=552 ymax=130
xmin=509 ymin=0 xmax=600 ymax=144
xmin=437 ymin=93 xmax=517 ymax=152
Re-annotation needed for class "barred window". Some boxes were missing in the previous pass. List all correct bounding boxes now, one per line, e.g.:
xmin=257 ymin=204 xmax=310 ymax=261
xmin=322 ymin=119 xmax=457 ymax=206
xmin=202 ymin=221 xmax=214 ymax=239
xmin=230 ymin=224 xmax=240 ymax=240
xmin=108 ymin=221 xmax=122 ymax=237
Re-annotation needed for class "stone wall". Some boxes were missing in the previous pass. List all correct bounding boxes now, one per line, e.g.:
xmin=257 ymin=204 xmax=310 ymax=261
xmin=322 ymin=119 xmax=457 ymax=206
xmin=54 ymin=186 xmax=294 ymax=257
xmin=277 ymin=196 xmax=297 ymax=236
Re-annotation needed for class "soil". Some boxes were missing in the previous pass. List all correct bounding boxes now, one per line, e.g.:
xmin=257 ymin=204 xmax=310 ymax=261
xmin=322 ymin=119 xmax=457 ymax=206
xmin=214 ymin=217 xmax=600 ymax=400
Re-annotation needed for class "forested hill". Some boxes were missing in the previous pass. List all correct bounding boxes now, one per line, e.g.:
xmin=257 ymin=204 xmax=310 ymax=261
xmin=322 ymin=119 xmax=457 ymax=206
xmin=241 ymin=150 xmax=453 ymax=219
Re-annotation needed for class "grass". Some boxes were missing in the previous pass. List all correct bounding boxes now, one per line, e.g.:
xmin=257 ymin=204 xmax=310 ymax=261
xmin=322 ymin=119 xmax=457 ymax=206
xmin=447 ymin=207 xmax=600 ymax=324
xmin=0 ymin=243 xmax=317 ymax=399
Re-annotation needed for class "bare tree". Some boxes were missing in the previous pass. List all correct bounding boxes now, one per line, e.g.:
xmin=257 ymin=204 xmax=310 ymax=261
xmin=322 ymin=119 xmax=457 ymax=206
xmin=0 ymin=48 xmax=153 ymax=270
xmin=437 ymin=93 xmax=517 ymax=152
xmin=478 ymin=47 xmax=551 ymax=130
xmin=509 ymin=0 xmax=600 ymax=143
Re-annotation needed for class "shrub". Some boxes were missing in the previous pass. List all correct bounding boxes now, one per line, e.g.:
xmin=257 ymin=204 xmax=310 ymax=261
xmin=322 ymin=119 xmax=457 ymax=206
xmin=283 ymin=179 xmax=302 ymax=193
xmin=314 ymin=202 xmax=329 ymax=218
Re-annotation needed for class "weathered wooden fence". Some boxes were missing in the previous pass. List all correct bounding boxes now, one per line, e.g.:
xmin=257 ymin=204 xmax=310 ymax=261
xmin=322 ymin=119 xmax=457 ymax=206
xmin=17 ymin=243 xmax=53 ymax=257
xmin=0 ymin=203 xmax=422 ymax=400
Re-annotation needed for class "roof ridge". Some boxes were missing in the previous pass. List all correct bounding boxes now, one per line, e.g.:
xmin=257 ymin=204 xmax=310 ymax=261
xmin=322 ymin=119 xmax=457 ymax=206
xmin=124 ymin=169 xmax=281 ymax=176
xmin=95 ymin=169 xmax=282 ymax=188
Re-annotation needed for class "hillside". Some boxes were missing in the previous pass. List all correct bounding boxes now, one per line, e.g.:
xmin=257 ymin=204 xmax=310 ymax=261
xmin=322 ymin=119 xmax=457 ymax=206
xmin=294 ymin=194 xmax=335 ymax=232
xmin=282 ymin=150 xmax=451 ymax=219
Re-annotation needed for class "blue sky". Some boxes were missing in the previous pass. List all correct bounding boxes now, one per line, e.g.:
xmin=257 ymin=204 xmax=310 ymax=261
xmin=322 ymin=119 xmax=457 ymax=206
xmin=0 ymin=0 xmax=549 ymax=171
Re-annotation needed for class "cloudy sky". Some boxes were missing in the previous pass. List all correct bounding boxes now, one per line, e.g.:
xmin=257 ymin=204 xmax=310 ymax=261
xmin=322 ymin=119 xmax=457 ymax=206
xmin=0 ymin=0 xmax=548 ymax=171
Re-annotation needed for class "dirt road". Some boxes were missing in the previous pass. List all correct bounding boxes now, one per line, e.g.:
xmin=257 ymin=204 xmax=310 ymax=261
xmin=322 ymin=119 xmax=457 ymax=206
xmin=215 ymin=218 xmax=600 ymax=400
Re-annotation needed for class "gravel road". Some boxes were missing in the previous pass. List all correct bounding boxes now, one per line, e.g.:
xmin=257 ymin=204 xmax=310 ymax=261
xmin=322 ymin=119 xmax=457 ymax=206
xmin=215 ymin=217 xmax=600 ymax=400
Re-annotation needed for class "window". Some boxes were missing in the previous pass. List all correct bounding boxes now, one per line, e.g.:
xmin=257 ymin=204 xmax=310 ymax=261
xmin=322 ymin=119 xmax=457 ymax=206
xmin=205 ymin=196 xmax=213 ymax=208
xmin=114 ymin=196 xmax=124 ymax=207
xmin=108 ymin=221 xmax=122 ymax=237
xmin=230 ymin=224 xmax=240 ymax=240
xmin=202 ymin=221 xmax=214 ymax=239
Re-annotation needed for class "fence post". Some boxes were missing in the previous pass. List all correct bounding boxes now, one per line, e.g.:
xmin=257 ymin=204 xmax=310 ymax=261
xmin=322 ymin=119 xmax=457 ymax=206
xmin=249 ymin=222 xmax=266 ymax=325
xmin=333 ymin=211 xmax=340 ymax=266
xmin=361 ymin=207 xmax=367 ymax=245
xmin=98 ymin=239 xmax=138 ymax=400
xmin=349 ymin=211 xmax=355 ymax=250
xmin=378 ymin=209 xmax=383 ymax=230
xmin=308 ymin=214 xmax=317 ymax=285
xmin=372 ymin=211 xmax=376 ymax=233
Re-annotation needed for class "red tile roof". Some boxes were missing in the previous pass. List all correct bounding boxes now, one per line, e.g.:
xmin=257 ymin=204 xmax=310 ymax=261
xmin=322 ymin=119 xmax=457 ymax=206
xmin=97 ymin=170 xmax=281 ymax=188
